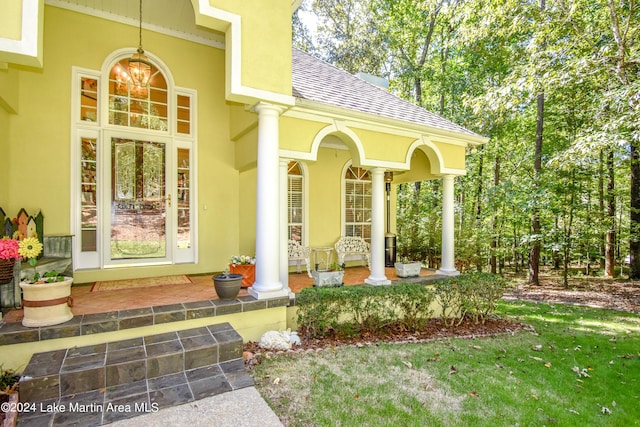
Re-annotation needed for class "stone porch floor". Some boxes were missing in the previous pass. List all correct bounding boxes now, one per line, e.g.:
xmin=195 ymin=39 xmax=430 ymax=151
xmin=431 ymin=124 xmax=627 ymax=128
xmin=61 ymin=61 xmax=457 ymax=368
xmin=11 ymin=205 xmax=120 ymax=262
xmin=1 ymin=266 xmax=437 ymax=323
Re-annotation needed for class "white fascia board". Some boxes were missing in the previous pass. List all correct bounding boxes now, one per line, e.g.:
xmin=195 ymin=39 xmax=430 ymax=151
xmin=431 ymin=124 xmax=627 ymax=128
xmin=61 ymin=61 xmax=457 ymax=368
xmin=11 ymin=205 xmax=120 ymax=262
xmin=0 ymin=0 xmax=44 ymax=68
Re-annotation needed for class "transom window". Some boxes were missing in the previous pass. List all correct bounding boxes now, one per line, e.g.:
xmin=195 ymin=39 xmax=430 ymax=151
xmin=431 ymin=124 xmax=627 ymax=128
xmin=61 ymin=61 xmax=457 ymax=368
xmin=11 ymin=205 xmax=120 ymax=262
xmin=344 ymin=164 xmax=371 ymax=242
xmin=108 ymin=59 xmax=168 ymax=131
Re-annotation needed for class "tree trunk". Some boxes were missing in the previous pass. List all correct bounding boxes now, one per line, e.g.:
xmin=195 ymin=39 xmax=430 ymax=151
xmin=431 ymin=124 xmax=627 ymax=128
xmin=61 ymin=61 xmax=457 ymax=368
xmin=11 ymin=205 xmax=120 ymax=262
xmin=475 ymin=147 xmax=484 ymax=272
xmin=599 ymin=150 xmax=606 ymax=270
xmin=491 ymin=154 xmax=500 ymax=274
xmin=605 ymin=149 xmax=616 ymax=277
xmin=630 ymin=140 xmax=640 ymax=278
xmin=529 ymin=0 xmax=545 ymax=285
xmin=529 ymin=90 xmax=544 ymax=285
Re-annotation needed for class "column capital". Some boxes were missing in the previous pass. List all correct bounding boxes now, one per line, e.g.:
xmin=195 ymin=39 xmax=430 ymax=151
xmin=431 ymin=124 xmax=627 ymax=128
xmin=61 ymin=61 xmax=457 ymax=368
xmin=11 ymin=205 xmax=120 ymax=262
xmin=252 ymin=102 xmax=286 ymax=116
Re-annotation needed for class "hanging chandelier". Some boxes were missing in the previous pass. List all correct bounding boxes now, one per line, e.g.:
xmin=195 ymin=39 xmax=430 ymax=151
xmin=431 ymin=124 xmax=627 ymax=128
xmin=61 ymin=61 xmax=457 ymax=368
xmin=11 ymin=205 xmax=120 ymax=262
xmin=128 ymin=0 xmax=151 ymax=88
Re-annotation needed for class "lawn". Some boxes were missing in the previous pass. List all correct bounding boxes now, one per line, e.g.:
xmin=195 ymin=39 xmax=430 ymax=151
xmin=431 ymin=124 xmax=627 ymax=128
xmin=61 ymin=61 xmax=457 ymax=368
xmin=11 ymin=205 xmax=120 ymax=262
xmin=252 ymin=301 xmax=640 ymax=426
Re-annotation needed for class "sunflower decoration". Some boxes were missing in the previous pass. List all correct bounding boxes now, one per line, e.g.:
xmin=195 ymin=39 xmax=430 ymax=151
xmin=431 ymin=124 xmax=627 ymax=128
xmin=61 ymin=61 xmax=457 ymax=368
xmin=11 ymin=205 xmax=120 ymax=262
xmin=18 ymin=237 xmax=43 ymax=282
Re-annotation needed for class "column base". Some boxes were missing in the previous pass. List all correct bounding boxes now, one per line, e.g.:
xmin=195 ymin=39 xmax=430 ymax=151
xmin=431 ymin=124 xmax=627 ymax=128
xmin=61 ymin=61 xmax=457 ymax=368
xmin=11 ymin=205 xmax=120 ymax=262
xmin=248 ymin=286 xmax=290 ymax=300
xmin=365 ymin=276 xmax=391 ymax=286
xmin=436 ymin=268 xmax=460 ymax=277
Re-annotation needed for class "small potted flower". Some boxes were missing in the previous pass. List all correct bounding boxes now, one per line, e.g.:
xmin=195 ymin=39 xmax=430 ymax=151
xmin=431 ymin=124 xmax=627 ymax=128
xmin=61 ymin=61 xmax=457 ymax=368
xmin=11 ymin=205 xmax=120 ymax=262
xmin=229 ymin=255 xmax=256 ymax=288
xmin=18 ymin=237 xmax=74 ymax=327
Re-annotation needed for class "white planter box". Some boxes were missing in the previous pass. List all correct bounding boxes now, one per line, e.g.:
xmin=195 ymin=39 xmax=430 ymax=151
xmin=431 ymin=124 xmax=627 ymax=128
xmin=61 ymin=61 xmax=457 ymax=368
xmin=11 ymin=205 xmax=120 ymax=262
xmin=312 ymin=270 xmax=344 ymax=287
xmin=394 ymin=262 xmax=422 ymax=278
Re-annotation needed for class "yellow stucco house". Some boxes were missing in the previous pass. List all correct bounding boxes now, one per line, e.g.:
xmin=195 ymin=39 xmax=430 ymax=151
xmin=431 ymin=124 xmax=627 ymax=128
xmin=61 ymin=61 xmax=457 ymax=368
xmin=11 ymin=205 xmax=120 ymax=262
xmin=1 ymin=0 xmax=485 ymax=296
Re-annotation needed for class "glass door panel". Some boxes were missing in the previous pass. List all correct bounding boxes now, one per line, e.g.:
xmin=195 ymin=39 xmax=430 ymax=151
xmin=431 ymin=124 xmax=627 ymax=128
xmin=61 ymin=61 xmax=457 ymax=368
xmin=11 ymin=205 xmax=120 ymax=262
xmin=110 ymin=137 xmax=167 ymax=260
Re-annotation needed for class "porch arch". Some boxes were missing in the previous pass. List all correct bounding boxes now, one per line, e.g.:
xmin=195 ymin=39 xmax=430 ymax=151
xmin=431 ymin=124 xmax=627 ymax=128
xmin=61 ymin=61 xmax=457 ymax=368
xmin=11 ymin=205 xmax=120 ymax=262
xmin=310 ymin=123 xmax=365 ymax=166
xmin=405 ymin=137 xmax=446 ymax=175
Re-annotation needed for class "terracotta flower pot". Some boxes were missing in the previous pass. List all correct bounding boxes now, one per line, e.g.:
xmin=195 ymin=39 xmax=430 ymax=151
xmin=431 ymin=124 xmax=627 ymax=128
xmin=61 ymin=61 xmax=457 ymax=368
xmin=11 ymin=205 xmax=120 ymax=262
xmin=212 ymin=273 xmax=242 ymax=300
xmin=229 ymin=264 xmax=255 ymax=288
xmin=20 ymin=277 xmax=74 ymax=327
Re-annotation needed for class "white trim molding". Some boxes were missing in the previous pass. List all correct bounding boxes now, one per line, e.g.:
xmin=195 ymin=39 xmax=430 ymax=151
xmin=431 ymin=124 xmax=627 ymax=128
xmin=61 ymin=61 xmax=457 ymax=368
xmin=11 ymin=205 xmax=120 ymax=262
xmin=0 ymin=0 xmax=44 ymax=67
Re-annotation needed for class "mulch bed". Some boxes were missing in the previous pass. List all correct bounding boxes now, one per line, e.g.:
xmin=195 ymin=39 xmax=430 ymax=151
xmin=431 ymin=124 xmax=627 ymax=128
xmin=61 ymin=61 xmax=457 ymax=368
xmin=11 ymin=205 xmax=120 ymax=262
xmin=243 ymin=318 xmax=531 ymax=365
xmin=245 ymin=275 xmax=640 ymax=362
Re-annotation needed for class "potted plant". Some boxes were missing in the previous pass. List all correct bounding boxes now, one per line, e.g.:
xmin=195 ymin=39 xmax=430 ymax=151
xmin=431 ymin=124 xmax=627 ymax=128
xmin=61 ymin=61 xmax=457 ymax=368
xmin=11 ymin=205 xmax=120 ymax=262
xmin=0 ymin=237 xmax=20 ymax=285
xmin=18 ymin=237 xmax=74 ymax=327
xmin=312 ymin=262 xmax=345 ymax=287
xmin=212 ymin=269 xmax=243 ymax=301
xmin=394 ymin=256 xmax=422 ymax=278
xmin=229 ymin=255 xmax=255 ymax=288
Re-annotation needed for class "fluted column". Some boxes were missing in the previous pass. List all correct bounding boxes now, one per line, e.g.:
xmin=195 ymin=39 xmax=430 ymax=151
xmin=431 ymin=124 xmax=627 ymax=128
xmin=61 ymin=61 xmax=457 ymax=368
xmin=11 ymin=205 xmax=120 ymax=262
xmin=436 ymin=175 xmax=459 ymax=276
xmin=365 ymin=167 xmax=391 ymax=285
xmin=249 ymin=103 xmax=289 ymax=299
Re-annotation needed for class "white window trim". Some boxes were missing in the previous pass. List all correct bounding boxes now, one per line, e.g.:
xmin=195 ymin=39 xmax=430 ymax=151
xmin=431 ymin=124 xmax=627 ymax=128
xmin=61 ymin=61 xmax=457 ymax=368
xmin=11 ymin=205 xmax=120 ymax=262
xmin=287 ymin=161 xmax=309 ymax=247
xmin=70 ymin=54 xmax=198 ymax=271
xmin=341 ymin=160 xmax=372 ymax=241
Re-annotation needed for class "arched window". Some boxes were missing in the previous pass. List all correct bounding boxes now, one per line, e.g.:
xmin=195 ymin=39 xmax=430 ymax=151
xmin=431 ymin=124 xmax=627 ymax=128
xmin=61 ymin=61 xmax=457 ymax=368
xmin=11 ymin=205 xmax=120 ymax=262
xmin=108 ymin=59 xmax=168 ymax=131
xmin=343 ymin=164 xmax=372 ymax=242
xmin=288 ymin=161 xmax=305 ymax=242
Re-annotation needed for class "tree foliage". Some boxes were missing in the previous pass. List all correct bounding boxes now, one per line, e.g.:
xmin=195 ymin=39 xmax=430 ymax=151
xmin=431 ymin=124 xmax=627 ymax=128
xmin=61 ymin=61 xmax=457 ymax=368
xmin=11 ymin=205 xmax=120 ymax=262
xmin=294 ymin=0 xmax=640 ymax=281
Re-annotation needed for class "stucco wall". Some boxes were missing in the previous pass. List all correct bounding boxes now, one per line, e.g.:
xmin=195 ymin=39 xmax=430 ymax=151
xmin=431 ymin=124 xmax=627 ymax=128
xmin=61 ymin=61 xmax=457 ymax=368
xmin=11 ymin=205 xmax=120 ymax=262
xmin=0 ymin=103 xmax=9 ymax=205
xmin=3 ymin=6 xmax=239 ymax=281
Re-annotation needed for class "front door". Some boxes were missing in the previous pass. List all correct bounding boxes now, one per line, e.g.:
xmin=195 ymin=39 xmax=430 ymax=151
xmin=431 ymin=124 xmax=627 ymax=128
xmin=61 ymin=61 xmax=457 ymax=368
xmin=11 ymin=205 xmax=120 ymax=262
xmin=106 ymin=133 xmax=172 ymax=266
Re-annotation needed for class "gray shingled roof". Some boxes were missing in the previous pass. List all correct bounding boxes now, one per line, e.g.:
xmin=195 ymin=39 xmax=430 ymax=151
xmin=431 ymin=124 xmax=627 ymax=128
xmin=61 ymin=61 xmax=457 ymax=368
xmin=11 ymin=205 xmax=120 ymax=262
xmin=291 ymin=48 xmax=478 ymax=137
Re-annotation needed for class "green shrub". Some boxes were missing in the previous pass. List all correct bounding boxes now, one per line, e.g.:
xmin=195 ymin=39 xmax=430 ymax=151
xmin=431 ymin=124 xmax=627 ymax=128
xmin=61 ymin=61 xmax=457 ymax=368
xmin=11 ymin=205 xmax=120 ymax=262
xmin=296 ymin=283 xmax=435 ymax=338
xmin=434 ymin=272 xmax=508 ymax=325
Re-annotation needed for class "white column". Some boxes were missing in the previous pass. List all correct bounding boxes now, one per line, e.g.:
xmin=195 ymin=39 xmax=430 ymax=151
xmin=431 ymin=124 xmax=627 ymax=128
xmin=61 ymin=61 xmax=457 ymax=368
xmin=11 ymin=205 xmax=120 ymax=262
xmin=436 ymin=175 xmax=460 ymax=276
xmin=249 ymin=103 xmax=289 ymax=299
xmin=279 ymin=157 xmax=293 ymax=295
xmin=366 ymin=168 xmax=391 ymax=285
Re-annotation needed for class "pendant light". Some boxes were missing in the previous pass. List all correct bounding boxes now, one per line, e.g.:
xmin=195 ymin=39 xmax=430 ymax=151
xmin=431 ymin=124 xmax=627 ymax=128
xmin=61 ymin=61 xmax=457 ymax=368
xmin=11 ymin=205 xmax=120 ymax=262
xmin=128 ymin=0 xmax=151 ymax=87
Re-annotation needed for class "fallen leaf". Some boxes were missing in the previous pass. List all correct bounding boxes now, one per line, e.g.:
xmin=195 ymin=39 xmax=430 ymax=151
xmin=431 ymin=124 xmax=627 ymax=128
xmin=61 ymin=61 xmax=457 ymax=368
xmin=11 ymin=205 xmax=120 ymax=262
xmin=544 ymin=363 xmax=552 ymax=368
xmin=427 ymin=357 xmax=441 ymax=362
xmin=495 ymin=364 xmax=504 ymax=369
xmin=469 ymin=391 xmax=479 ymax=398
xmin=402 ymin=361 xmax=413 ymax=369
xmin=612 ymin=401 xmax=617 ymax=407
xmin=273 ymin=377 xmax=280 ymax=385
xmin=470 ymin=345 xmax=482 ymax=350
xmin=568 ymin=409 xmax=580 ymax=415
xmin=529 ymin=356 xmax=544 ymax=362
xmin=532 ymin=345 xmax=543 ymax=352
xmin=618 ymin=354 xmax=635 ymax=359
xmin=354 ymin=394 xmax=359 ymax=399
xmin=449 ymin=365 xmax=458 ymax=375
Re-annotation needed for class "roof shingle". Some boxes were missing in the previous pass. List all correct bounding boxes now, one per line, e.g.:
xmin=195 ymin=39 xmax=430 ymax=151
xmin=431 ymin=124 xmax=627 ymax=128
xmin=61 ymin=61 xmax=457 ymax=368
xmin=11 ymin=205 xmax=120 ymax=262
xmin=291 ymin=48 xmax=478 ymax=137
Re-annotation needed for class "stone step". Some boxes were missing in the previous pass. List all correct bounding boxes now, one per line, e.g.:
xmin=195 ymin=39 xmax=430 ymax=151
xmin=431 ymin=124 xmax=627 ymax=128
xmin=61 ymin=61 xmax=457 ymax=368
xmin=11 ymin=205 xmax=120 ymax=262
xmin=17 ymin=322 xmax=252 ymax=426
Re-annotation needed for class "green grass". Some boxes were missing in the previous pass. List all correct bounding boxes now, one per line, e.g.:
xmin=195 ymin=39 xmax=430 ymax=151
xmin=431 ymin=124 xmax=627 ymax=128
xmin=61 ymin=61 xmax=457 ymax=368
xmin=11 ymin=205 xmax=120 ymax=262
xmin=252 ymin=301 xmax=640 ymax=426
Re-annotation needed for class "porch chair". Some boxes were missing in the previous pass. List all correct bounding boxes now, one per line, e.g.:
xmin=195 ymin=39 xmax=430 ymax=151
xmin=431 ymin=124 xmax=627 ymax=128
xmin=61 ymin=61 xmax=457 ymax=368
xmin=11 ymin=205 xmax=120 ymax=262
xmin=288 ymin=240 xmax=312 ymax=278
xmin=335 ymin=236 xmax=371 ymax=270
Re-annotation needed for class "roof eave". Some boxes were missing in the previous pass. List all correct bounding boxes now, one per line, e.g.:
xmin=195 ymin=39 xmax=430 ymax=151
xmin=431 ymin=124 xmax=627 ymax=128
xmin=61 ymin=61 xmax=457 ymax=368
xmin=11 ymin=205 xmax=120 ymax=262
xmin=292 ymin=97 xmax=489 ymax=147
